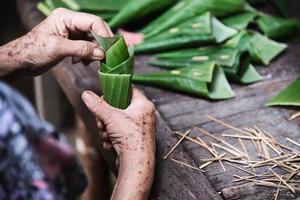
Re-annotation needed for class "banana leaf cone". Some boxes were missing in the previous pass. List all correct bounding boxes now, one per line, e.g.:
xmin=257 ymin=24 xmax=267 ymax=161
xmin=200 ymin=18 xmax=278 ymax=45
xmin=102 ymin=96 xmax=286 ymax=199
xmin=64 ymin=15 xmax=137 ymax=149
xmin=225 ymin=30 xmax=287 ymax=65
xmin=109 ymin=0 xmax=177 ymax=29
xmin=149 ymin=46 xmax=262 ymax=84
xmin=141 ymin=0 xmax=245 ymax=38
xmin=266 ymin=77 xmax=300 ymax=107
xmin=256 ymin=13 xmax=300 ymax=40
xmin=92 ymin=32 xmax=134 ymax=109
xmin=133 ymin=62 xmax=235 ymax=100
xmin=135 ymin=12 xmax=237 ymax=53
xmin=222 ymin=11 xmax=257 ymax=30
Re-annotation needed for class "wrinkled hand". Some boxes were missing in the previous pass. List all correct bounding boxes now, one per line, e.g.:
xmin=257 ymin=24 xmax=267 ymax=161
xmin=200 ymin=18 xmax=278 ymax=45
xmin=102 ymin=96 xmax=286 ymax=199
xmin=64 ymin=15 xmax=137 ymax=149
xmin=81 ymin=88 xmax=156 ymax=199
xmin=7 ymin=8 xmax=112 ymax=75
xmin=81 ymin=88 xmax=156 ymax=163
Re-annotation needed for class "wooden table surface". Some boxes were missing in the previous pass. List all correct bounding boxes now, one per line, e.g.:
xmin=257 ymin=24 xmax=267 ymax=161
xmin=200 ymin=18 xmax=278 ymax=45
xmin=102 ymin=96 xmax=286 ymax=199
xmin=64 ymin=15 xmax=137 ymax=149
xmin=17 ymin=0 xmax=300 ymax=199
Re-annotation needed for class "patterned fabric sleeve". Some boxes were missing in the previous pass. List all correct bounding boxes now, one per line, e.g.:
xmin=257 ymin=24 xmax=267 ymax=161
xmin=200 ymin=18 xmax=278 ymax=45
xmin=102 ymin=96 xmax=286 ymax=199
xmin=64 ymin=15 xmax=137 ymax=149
xmin=0 ymin=81 xmax=87 ymax=200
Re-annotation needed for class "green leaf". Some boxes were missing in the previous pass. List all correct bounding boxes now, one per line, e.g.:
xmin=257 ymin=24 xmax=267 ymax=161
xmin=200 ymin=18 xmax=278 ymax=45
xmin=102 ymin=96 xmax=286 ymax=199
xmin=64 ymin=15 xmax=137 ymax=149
xmin=150 ymin=46 xmax=262 ymax=84
xmin=133 ymin=62 xmax=235 ymax=99
xmin=92 ymin=33 xmax=134 ymax=109
xmin=271 ymin=0 xmax=289 ymax=17
xmin=109 ymin=0 xmax=177 ymax=28
xmin=248 ymin=32 xmax=287 ymax=65
xmin=222 ymin=11 xmax=257 ymax=30
xmin=247 ymin=0 xmax=267 ymax=5
xmin=135 ymin=13 xmax=237 ymax=53
xmin=61 ymin=0 xmax=127 ymax=11
xmin=226 ymin=31 xmax=287 ymax=65
xmin=256 ymin=13 xmax=300 ymax=40
xmin=141 ymin=0 xmax=245 ymax=38
xmin=266 ymin=77 xmax=300 ymax=107
xmin=37 ymin=2 xmax=53 ymax=16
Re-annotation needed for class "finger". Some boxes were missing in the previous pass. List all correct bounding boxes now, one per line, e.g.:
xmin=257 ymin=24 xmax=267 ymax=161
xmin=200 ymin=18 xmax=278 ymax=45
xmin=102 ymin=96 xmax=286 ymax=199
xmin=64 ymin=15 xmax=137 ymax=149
xmin=58 ymin=39 xmax=104 ymax=60
xmin=52 ymin=8 xmax=112 ymax=37
xmin=103 ymin=21 xmax=114 ymax=37
xmin=103 ymin=142 xmax=113 ymax=151
xmin=129 ymin=88 xmax=148 ymax=105
xmin=96 ymin=118 xmax=104 ymax=130
xmin=101 ymin=131 xmax=109 ymax=142
xmin=81 ymin=90 xmax=115 ymax=124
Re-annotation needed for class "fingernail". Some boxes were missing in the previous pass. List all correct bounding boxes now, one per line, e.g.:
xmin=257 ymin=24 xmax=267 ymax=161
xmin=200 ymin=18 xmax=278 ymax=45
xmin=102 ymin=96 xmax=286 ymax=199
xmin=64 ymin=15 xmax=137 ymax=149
xmin=82 ymin=91 xmax=93 ymax=102
xmin=93 ymin=48 xmax=104 ymax=59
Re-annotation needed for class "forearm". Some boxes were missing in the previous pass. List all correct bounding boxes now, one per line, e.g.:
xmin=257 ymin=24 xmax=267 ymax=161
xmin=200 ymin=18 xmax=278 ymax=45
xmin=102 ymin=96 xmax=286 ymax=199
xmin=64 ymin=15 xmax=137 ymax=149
xmin=0 ymin=34 xmax=31 ymax=78
xmin=111 ymin=148 xmax=155 ymax=200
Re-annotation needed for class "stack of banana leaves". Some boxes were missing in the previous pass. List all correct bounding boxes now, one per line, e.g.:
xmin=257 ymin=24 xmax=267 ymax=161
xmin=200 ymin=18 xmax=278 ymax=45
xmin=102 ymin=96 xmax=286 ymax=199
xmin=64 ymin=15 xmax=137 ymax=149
xmin=128 ymin=0 xmax=299 ymax=100
xmin=37 ymin=0 xmax=127 ymax=20
xmin=36 ymin=0 xmax=300 ymax=103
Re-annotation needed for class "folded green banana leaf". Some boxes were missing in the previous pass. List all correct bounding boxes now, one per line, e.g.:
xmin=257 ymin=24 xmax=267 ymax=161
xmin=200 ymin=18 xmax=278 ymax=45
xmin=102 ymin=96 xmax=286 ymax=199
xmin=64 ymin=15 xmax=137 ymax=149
xmin=225 ymin=30 xmax=287 ymax=65
xmin=133 ymin=62 xmax=235 ymax=99
xmin=61 ymin=0 xmax=127 ymax=11
xmin=92 ymin=32 xmax=134 ymax=109
xmin=149 ymin=46 xmax=262 ymax=84
xmin=266 ymin=77 xmax=300 ymax=107
xmin=222 ymin=11 xmax=257 ymax=30
xmin=135 ymin=13 xmax=237 ymax=53
xmin=109 ymin=0 xmax=177 ymax=29
xmin=256 ymin=13 xmax=300 ymax=40
xmin=141 ymin=0 xmax=245 ymax=38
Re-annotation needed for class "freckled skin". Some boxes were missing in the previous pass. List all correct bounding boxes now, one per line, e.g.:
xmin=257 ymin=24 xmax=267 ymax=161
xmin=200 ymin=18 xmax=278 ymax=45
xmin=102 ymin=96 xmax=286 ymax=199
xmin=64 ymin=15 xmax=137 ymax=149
xmin=82 ymin=89 xmax=156 ymax=200
xmin=0 ymin=8 xmax=113 ymax=79
xmin=0 ymin=7 xmax=155 ymax=200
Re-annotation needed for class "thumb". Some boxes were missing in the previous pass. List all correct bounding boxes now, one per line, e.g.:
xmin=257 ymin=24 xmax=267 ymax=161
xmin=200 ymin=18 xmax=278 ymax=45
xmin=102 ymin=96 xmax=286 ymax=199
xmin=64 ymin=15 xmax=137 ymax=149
xmin=58 ymin=38 xmax=104 ymax=60
xmin=81 ymin=91 xmax=114 ymax=123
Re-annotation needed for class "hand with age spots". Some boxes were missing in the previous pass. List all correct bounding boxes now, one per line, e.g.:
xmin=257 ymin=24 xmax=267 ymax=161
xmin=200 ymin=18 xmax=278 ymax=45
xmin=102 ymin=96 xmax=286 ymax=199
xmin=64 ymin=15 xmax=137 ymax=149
xmin=81 ymin=88 xmax=156 ymax=200
xmin=0 ymin=8 xmax=113 ymax=78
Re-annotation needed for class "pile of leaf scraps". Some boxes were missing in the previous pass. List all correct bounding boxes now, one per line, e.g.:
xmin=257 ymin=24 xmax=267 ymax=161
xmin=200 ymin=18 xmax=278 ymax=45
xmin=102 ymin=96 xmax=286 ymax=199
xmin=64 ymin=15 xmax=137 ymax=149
xmin=164 ymin=116 xmax=300 ymax=199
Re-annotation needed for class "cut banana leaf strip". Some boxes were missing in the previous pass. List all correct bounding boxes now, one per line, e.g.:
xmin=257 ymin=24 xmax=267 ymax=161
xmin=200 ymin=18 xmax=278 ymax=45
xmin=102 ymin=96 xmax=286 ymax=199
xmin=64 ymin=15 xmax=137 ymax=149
xmin=135 ymin=13 xmax=237 ymax=53
xmin=109 ymin=0 xmax=177 ymax=29
xmin=37 ymin=1 xmax=52 ymax=16
xmin=256 ymin=13 xmax=300 ymax=39
xmin=266 ymin=77 xmax=300 ymax=107
xmin=222 ymin=11 xmax=257 ymax=30
xmin=92 ymin=32 xmax=134 ymax=109
xmin=37 ymin=0 xmax=70 ymax=16
xmin=141 ymin=0 xmax=245 ymax=38
xmin=133 ymin=62 xmax=234 ymax=99
xmin=61 ymin=0 xmax=127 ymax=11
xmin=248 ymin=32 xmax=287 ymax=65
xmin=222 ymin=54 xmax=262 ymax=84
xmin=149 ymin=46 xmax=262 ymax=84
xmin=226 ymin=31 xmax=287 ymax=65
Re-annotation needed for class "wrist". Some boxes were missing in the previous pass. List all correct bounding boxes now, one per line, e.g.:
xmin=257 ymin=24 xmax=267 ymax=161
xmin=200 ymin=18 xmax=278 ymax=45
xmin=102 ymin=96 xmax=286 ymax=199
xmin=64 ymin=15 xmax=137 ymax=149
xmin=112 ymin=150 xmax=155 ymax=200
xmin=0 ymin=34 xmax=32 ymax=77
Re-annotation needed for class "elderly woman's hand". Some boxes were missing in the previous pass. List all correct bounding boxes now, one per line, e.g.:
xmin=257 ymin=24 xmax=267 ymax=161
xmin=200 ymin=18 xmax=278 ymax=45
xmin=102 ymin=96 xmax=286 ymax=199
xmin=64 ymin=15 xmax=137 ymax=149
xmin=82 ymin=88 xmax=156 ymax=200
xmin=0 ymin=8 xmax=112 ymax=77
